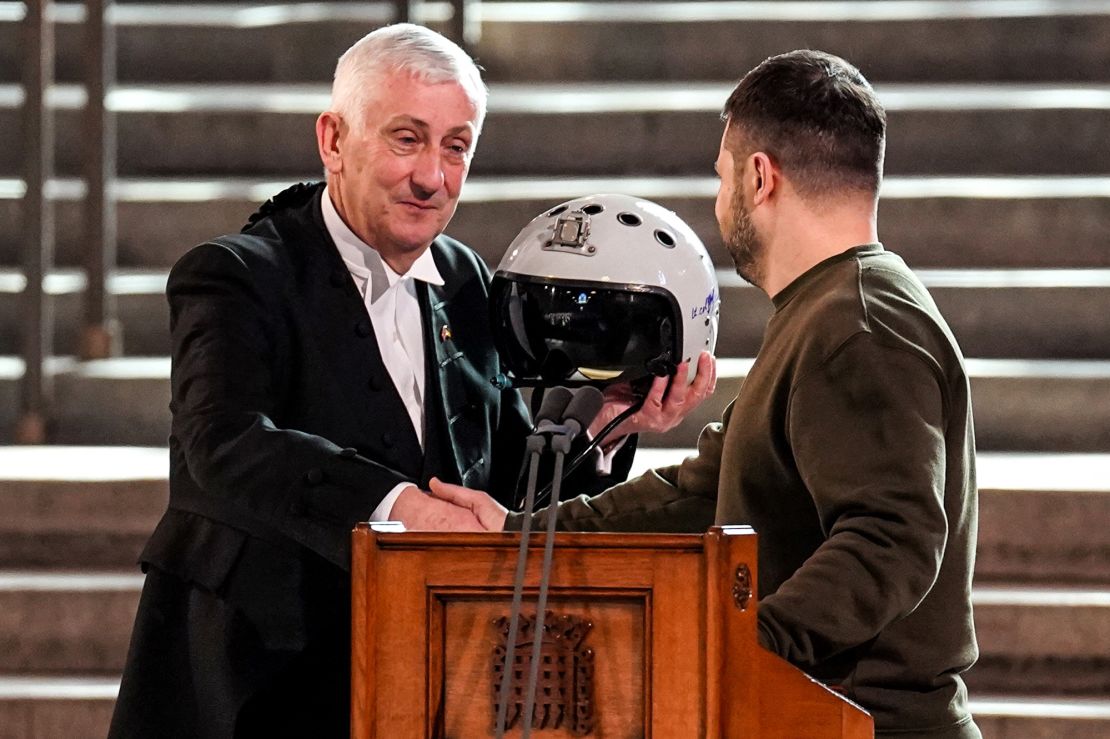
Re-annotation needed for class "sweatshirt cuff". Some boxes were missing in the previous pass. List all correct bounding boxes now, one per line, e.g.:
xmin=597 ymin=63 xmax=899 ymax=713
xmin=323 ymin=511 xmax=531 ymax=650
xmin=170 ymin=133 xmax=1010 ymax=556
xmin=503 ymin=511 xmax=526 ymax=532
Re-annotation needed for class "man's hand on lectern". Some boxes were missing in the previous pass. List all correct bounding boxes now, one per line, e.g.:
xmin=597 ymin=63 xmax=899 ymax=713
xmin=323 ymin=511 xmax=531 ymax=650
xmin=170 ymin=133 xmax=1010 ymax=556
xmin=428 ymin=477 xmax=509 ymax=531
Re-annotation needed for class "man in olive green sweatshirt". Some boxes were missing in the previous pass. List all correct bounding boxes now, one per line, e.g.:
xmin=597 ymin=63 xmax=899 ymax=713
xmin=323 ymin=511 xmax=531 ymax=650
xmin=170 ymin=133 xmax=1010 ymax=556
xmin=432 ymin=50 xmax=981 ymax=738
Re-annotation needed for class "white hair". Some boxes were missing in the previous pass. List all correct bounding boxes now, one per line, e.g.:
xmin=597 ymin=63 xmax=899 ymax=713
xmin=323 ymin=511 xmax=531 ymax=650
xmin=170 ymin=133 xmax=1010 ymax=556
xmin=330 ymin=23 xmax=488 ymax=133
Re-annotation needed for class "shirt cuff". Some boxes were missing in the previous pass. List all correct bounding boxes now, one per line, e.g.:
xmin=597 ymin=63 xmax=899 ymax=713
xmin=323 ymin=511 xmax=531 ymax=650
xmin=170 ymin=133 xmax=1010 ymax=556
xmin=593 ymin=435 xmax=629 ymax=476
xmin=369 ymin=482 xmax=412 ymax=522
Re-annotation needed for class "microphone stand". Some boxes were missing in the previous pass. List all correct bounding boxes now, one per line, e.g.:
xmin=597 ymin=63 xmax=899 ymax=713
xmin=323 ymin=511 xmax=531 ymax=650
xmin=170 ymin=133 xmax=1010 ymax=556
xmin=497 ymin=386 xmax=623 ymax=737
xmin=494 ymin=433 xmax=544 ymax=738
xmin=520 ymin=430 xmax=570 ymax=738
xmin=495 ymin=385 xmax=573 ymax=738
xmin=520 ymin=386 xmax=603 ymax=738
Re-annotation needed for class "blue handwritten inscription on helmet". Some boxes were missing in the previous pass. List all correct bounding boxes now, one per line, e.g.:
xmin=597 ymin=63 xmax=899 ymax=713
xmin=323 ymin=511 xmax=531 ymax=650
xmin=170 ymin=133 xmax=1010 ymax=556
xmin=691 ymin=290 xmax=717 ymax=319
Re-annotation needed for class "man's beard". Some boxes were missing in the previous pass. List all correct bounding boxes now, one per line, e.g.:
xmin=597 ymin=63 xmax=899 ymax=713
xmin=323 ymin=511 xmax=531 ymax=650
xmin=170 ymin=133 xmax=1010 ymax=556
xmin=721 ymin=188 xmax=765 ymax=288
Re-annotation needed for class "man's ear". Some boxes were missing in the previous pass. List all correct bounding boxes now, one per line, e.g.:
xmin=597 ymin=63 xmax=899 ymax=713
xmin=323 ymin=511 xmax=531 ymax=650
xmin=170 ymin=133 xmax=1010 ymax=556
xmin=316 ymin=111 xmax=344 ymax=174
xmin=750 ymin=152 xmax=777 ymax=205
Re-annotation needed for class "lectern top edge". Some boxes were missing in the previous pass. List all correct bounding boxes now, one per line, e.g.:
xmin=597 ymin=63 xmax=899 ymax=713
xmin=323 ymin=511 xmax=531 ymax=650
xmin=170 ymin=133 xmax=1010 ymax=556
xmin=354 ymin=524 xmax=754 ymax=551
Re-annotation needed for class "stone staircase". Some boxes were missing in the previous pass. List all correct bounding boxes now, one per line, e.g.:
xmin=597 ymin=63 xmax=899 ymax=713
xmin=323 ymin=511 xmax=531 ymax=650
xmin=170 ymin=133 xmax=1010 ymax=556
xmin=3 ymin=446 xmax=1109 ymax=737
xmin=1 ymin=1 xmax=1108 ymax=737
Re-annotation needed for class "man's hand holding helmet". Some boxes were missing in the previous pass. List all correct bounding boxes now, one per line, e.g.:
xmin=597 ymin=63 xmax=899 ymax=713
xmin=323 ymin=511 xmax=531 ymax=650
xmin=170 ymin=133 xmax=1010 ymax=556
xmin=589 ymin=351 xmax=717 ymax=443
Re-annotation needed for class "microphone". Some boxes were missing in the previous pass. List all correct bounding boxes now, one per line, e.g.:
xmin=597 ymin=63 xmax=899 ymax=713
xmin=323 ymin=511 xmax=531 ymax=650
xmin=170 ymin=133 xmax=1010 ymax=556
xmin=529 ymin=385 xmax=644 ymax=509
xmin=515 ymin=386 xmax=574 ymax=507
xmin=532 ymin=386 xmax=574 ymax=434
xmin=558 ymin=386 xmax=605 ymax=442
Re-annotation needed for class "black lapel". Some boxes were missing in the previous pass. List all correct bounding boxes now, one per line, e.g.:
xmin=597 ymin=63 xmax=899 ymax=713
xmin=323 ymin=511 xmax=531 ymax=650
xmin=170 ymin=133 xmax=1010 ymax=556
xmin=420 ymin=277 xmax=465 ymax=484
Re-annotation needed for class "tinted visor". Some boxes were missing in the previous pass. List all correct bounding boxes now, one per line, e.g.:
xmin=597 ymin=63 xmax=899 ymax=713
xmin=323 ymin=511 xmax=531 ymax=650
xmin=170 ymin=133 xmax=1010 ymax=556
xmin=490 ymin=274 xmax=681 ymax=385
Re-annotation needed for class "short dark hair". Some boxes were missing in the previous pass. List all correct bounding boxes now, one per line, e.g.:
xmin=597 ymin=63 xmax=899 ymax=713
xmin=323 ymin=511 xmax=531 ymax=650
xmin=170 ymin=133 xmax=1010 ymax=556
xmin=722 ymin=50 xmax=886 ymax=199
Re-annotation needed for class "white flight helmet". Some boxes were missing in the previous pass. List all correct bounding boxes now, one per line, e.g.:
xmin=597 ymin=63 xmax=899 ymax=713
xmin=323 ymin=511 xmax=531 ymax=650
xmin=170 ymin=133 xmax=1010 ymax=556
xmin=490 ymin=193 xmax=719 ymax=388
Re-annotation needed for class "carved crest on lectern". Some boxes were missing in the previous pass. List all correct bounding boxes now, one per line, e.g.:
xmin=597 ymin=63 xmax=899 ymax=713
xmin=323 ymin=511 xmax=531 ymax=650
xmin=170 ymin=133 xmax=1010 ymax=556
xmin=733 ymin=563 xmax=752 ymax=611
xmin=491 ymin=612 xmax=596 ymax=735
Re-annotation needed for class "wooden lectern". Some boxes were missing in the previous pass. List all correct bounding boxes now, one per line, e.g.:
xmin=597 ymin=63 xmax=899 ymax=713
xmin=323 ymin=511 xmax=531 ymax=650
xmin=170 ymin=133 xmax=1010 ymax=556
xmin=351 ymin=524 xmax=872 ymax=738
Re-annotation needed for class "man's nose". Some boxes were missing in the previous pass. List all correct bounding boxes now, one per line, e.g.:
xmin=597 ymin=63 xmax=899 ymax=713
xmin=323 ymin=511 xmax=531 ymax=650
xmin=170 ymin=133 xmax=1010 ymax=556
xmin=410 ymin=147 xmax=445 ymax=198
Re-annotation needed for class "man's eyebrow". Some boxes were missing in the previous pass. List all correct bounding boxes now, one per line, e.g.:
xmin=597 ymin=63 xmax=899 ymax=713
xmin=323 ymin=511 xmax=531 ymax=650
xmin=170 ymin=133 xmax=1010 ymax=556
xmin=444 ymin=124 xmax=474 ymax=138
xmin=385 ymin=114 xmax=429 ymax=130
xmin=385 ymin=115 xmax=473 ymax=138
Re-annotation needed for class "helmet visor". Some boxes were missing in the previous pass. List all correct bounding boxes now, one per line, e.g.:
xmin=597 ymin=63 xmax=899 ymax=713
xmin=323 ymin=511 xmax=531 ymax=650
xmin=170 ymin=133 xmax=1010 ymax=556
xmin=490 ymin=274 xmax=681 ymax=385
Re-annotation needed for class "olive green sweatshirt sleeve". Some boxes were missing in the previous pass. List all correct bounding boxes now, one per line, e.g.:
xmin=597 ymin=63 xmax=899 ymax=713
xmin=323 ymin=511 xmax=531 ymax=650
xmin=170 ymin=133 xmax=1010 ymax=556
xmin=502 ymin=402 xmax=731 ymax=533
xmin=757 ymin=333 xmax=950 ymax=667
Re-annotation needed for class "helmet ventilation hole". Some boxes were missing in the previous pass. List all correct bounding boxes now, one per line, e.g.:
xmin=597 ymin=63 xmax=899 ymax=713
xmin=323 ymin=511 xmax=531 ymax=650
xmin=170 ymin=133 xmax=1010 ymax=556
xmin=654 ymin=229 xmax=676 ymax=248
xmin=617 ymin=212 xmax=642 ymax=227
xmin=548 ymin=205 xmax=569 ymax=217
xmin=581 ymin=204 xmax=604 ymax=215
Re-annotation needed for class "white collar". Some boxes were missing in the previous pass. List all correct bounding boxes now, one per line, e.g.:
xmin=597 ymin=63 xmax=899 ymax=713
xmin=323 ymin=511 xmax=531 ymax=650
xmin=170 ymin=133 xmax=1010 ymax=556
xmin=321 ymin=185 xmax=444 ymax=300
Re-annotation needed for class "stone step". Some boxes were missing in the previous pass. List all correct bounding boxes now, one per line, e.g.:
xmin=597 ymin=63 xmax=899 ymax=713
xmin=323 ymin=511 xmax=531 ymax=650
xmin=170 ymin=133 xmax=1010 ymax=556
xmin=1 ymin=570 xmax=1107 ymax=694
xmin=2 ymin=1 xmax=1110 ymax=83
xmin=2 ymin=175 xmax=1109 ymax=272
xmin=4 ymin=357 xmax=1110 ymax=451
xmin=631 ymin=449 xmax=1110 ymax=586
xmin=0 ymin=447 xmax=167 ymax=568
xmin=467 ymin=2 xmax=1110 ymax=86
xmin=0 ymin=676 xmax=117 ymax=739
xmin=659 ymin=358 xmax=1110 ymax=453
xmin=968 ymin=587 xmax=1110 ymax=697
xmin=0 ymin=271 xmax=174 ymax=357
xmin=2 ymin=83 xmax=1108 ymax=176
xmin=5 ymin=267 xmax=1110 ymax=359
xmin=962 ymin=453 xmax=1110 ymax=586
xmin=0 ymin=358 xmax=171 ymax=448
xmin=973 ymin=696 xmax=1110 ymax=738
xmin=717 ymin=269 xmax=1110 ymax=361
xmin=2 ymin=445 xmax=1108 ymax=581
xmin=0 ymin=678 xmax=1107 ymax=739
xmin=0 ymin=573 xmax=143 ymax=674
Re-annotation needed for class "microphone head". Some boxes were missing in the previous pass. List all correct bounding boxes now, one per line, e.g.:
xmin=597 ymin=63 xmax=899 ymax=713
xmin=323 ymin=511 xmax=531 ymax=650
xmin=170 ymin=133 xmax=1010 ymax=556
xmin=534 ymin=385 xmax=574 ymax=427
xmin=560 ymin=386 xmax=605 ymax=439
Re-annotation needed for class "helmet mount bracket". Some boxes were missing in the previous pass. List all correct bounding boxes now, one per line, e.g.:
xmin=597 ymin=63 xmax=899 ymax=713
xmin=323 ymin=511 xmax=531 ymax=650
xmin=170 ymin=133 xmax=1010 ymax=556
xmin=544 ymin=211 xmax=597 ymax=256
